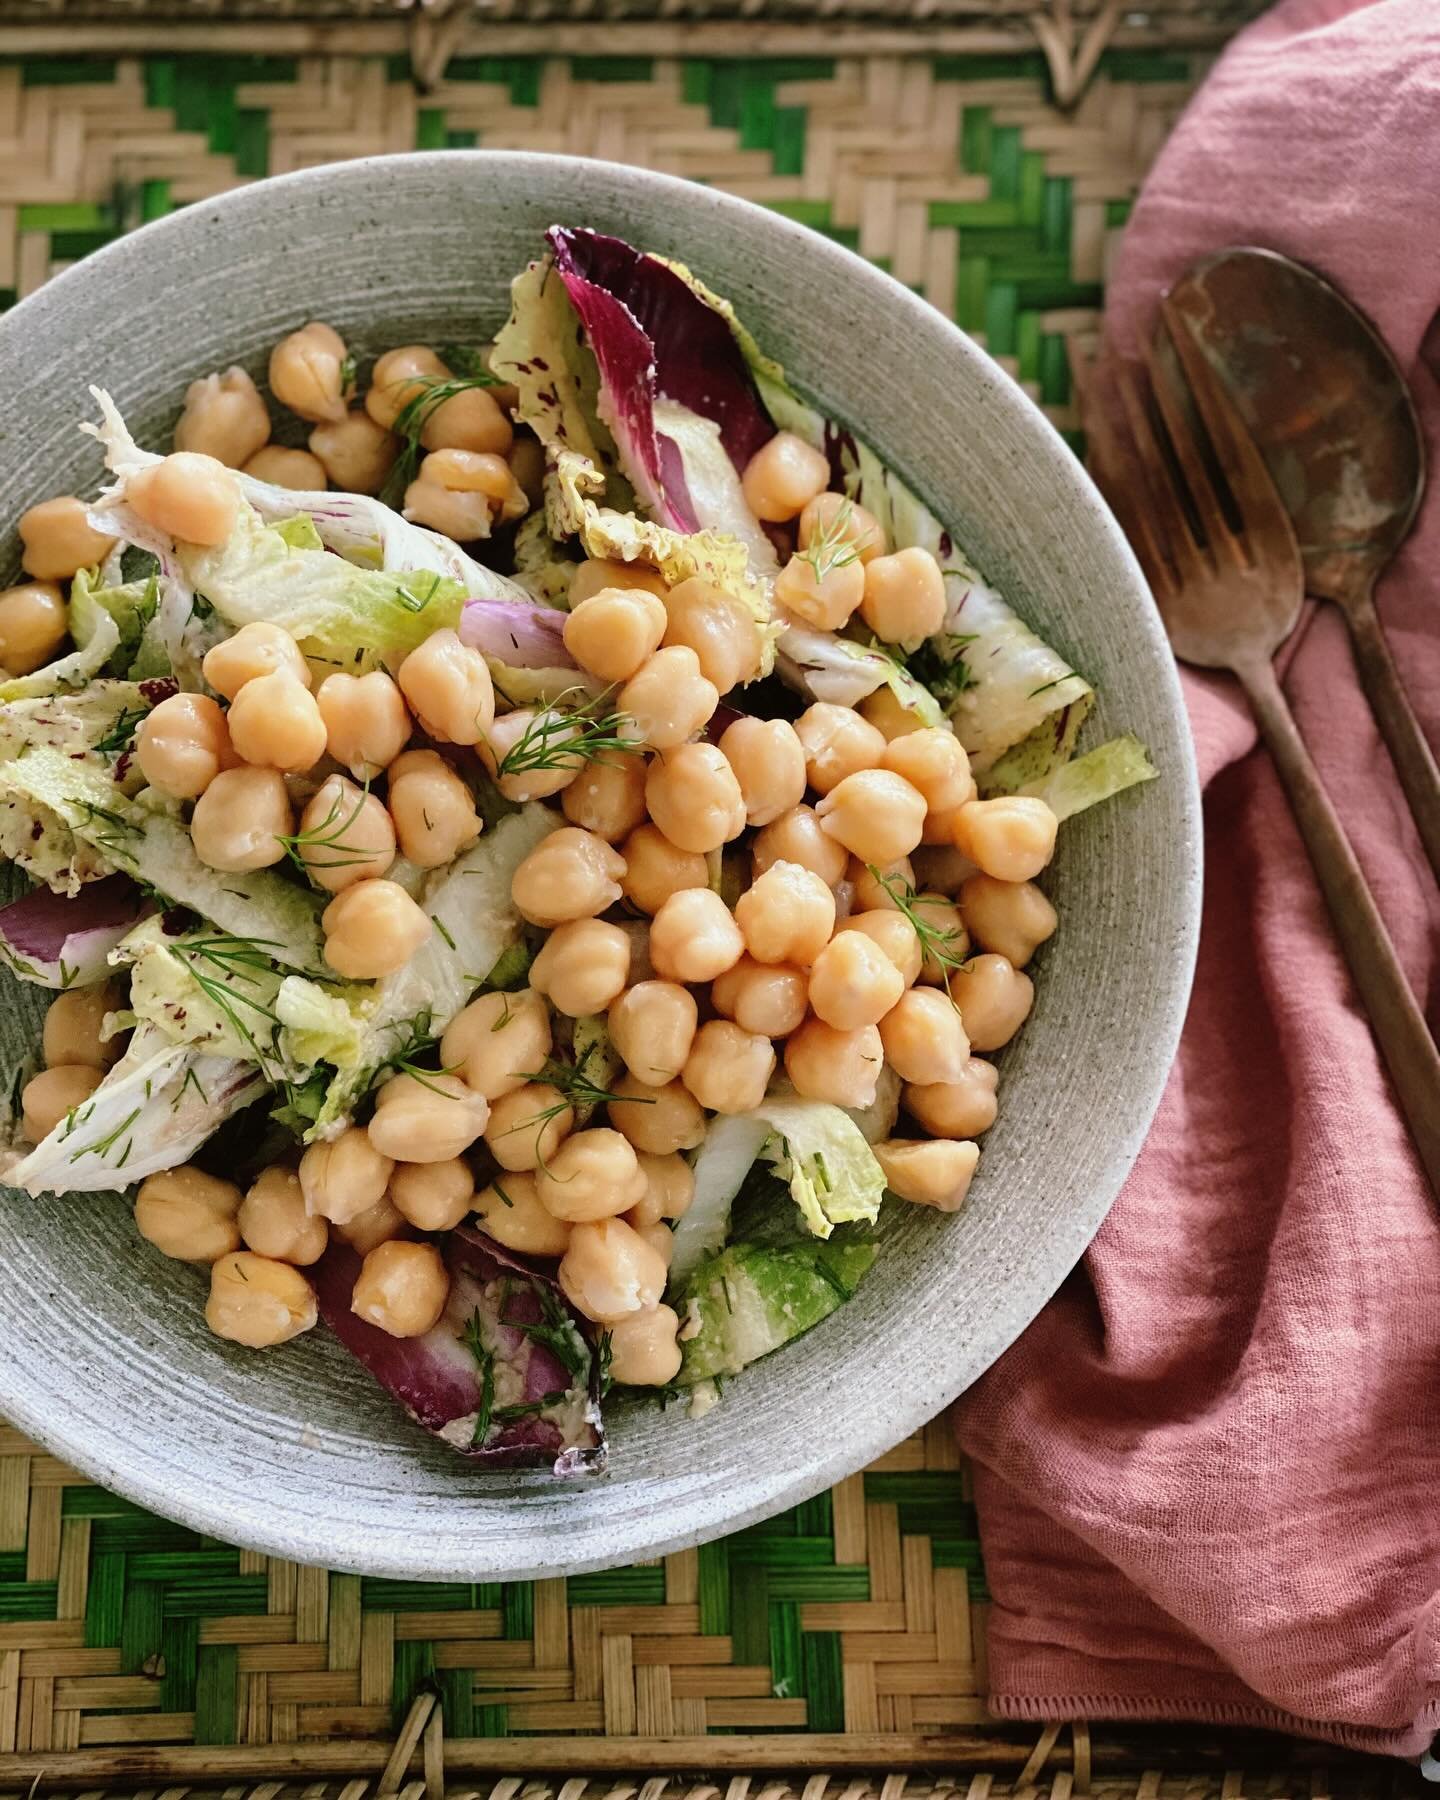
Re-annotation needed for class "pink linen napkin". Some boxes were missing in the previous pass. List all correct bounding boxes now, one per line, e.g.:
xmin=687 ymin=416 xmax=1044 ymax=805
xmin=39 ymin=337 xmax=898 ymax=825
xmin=952 ymin=0 xmax=1440 ymax=1759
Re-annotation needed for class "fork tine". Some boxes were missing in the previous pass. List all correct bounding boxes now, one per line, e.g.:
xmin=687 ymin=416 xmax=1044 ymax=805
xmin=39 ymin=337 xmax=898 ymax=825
xmin=1140 ymin=335 xmax=1248 ymax=574
xmin=1158 ymin=294 xmax=1301 ymax=563
xmin=1068 ymin=344 xmax=1176 ymax=600
xmin=1112 ymin=357 xmax=1211 ymax=588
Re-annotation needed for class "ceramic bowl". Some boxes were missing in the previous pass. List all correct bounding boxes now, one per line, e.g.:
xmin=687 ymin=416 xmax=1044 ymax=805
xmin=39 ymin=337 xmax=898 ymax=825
xmin=0 ymin=152 xmax=1200 ymax=1580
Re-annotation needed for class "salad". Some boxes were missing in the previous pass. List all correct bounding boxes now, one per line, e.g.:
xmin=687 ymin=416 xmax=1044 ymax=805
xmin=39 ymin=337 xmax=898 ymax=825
xmin=0 ymin=226 xmax=1154 ymax=1474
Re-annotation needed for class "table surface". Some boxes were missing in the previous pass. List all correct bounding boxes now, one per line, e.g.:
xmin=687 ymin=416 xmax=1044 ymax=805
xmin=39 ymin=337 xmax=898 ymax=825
xmin=0 ymin=41 xmax=1206 ymax=1766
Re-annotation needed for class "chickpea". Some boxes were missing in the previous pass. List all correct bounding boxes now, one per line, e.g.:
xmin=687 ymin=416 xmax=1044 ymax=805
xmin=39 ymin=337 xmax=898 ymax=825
xmin=387 ymin=747 xmax=481 ymax=869
xmin=351 ymin=1240 xmax=449 ymax=1339
xmin=860 ymin=546 xmax=947 ymax=644
xmin=17 ymin=498 xmax=117 ymax=583
xmin=332 ymin=1194 xmax=405 ymax=1255
xmin=397 ymin=628 xmax=495 ymax=745
xmin=366 ymin=345 xmax=449 ymax=430
xmin=627 ymin=1152 xmax=695 ymax=1229
xmin=795 ymin=704 xmax=886 ymax=796
xmin=562 ymin=587 xmax=667 ymax=685
xmin=134 ymin=692 xmax=232 ymax=800
xmin=719 ymin=717 xmax=806 ymax=828
xmin=309 ymin=409 xmax=399 ymax=496
xmin=20 ymin=1064 xmax=102 ymax=1142
xmin=134 ymin=1165 xmax=243 ymax=1262
xmin=368 ymin=1070 xmax=489 ymax=1163
xmin=636 ymin=1219 xmax=674 ymax=1267
xmin=619 ymin=822 xmax=708 ymax=915
xmin=816 ymin=769 xmax=928 ymax=866
xmin=735 ymin=861 xmax=835 ymax=967
xmin=481 ymin=707 xmax=585 ymax=803
xmin=322 ymin=879 xmax=430 ymax=978
xmin=238 ymin=1166 xmax=327 ymax=1266
xmin=558 ymin=1215 xmax=668 ymax=1323
xmin=950 ymin=953 xmax=1034 ymax=1051
xmin=807 ymin=929 xmax=906 ymax=1031
xmin=910 ymin=892 xmax=969 ymax=985
xmin=299 ymin=773 xmax=396 ymax=891
xmin=315 ymin=671 xmax=410 ymax=780
xmin=608 ymin=1070 xmax=706 ymax=1155
xmin=484 ymin=1082 xmax=572 ymax=1172
xmin=568 ymin=557 xmax=668 ymax=606
xmin=682 ymin=1019 xmax=775 ymax=1115
xmin=873 ymin=1138 xmax=980 ymax=1213
xmin=859 ymin=684 xmax=927 ymax=742
xmin=529 ymin=918 xmax=630 ymax=1018
xmin=204 ymin=626 xmax=309 ymax=706
xmin=532 ymin=1128 xmax=646 ymax=1224
xmin=190 ymin=766 xmax=293 ymax=872
xmin=421 ymin=383 xmax=513 ymax=455
xmin=644 ymin=743 xmax=746 ymax=854
xmin=618 ymin=646 xmax=718 ymax=752
xmin=741 ymin=431 xmax=829 ymax=523
xmin=0 ymin=581 xmax=66 ymax=675
xmin=881 ymin=728 xmax=974 ymax=816
xmin=127 ymin=453 xmax=240 ymax=548
xmin=710 ymin=957 xmax=808 ymax=1039
xmin=174 ymin=367 xmax=270 ymax=468
xmin=775 ymin=549 xmax=866 ymax=632
xmin=662 ymin=577 xmax=762 ymax=693
xmin=562 ymin=751 xmax=647 ymax=843
xmin=441 ymin=989 xmax=550 ymax=1103
xmin=649 ymin=887 xmax=744 ymax=984
xmin=42 ymin=980 xmax=123 ymax=1072
xmin=958 ymin=872 xmax=1056 ymax=969
xmin=848 ymin=854 xmax=916 ymax=913
xmin=473 ymin=1170 xmax=572 ymax=1257
xmin=912 ymin=843 xmax=977 ymax=894
xmin=922 ymin=803 xmax=965 ymax=848
xmin=390 ymin=1158 xmax=475 ymax=1233
xmin=269 ymin=322 xmax=350 ymax=425
xmin=752 ymin=804 xmax=848 ymax=889
xmin=798 ymin=492 xmax=885 ymax=565
xmin=951 ymin=796 xmax=1059 ymax=883
xmin=609 ymin=980 xmax=698 ymax=1086
xmin=878 ymin=987 xmax=969 ymax=1086
xmin=836 ymin=910 xmax=923 ymax=988
xmin=207 ymin=1252 xmax=317 ymax=1348
xmin=299 ymin=1127 xmax=393 ymax=1225
xmin=226 ymin=668 xmax=327 ymax=774
xmin=606 ymin=1303 xmax=683 ymax=1385
xmin=511 ymin=826 xmax=625 ymax=928
xmin=905 ymin=1058 xmax=999 ymax=1138
xmin=404 ymin=447 xmax=525 ymax=539
xmin=785 ymin=1019 xmax=881 ymax=1113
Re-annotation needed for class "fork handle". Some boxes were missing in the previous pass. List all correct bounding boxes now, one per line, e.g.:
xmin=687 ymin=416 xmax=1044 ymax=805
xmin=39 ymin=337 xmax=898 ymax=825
xmin=1340 ymin=583 xmax=1440 ymax=885
xmin=1237 ymin=655 xmax=1440 ymax=1196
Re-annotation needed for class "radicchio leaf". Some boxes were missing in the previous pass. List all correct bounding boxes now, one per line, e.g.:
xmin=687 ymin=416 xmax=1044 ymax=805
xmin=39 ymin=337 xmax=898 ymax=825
xmin=0 ymin=874 xmax=146 ymax=989
xmin=313 ymin=1227 xmax=604 ymax=1474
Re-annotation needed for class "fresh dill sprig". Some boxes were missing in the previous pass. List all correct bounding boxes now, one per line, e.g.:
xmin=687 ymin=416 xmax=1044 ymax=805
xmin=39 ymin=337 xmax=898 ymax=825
xmin=69 ymin=798 xmax=139 ymax=867
xmin=462 ymin=1312 xmax=496 ymax=1447
xmin=799 ymin=498 xmax=864 ymax=584
xmin=169 ymin=935 xmax=286 ymax=1072
xmin=93 ymin=707 xmax=147 ymax=756
xmin=275 ymin=780 xmax=384 ymax=875
xmin=395 ymin=571 xmax=445 ymax=616
xmin=69 ymin=1105 xmax=142 ymax=1165
xmin=491 ymin=689 xmax=641 ymax=781
xmin=379 ymin=372 xmax=502 ymax=508
xmin=375 ymin=1010 xmax=462 ymax=1096
xmin=499 ymin=1282 xmax=591 ymax=1386
xmin=507 ymin=1058 xmax=652 ymax=1132
xmin=906 ymin=633 xmax=979 ymax=705
xmin=866 ymin=865 xmax=968 ymax=985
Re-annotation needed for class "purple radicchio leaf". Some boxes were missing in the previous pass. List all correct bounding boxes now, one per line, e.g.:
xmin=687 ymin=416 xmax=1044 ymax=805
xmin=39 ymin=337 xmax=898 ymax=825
xmin=0 ymin=874 xmax=146 ymax=988
xmin=458 ymin=599 xmax=578 ymax=671
xmin=312 ymin=1227 xmax=605 ymax=1474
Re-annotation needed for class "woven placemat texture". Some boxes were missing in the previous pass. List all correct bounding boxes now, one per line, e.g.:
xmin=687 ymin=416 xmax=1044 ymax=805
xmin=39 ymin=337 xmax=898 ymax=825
xmin=0 ymin=42 xmax=1212 ymax=1768
xmin=0 ymin=48 xmax=1207 ymax=439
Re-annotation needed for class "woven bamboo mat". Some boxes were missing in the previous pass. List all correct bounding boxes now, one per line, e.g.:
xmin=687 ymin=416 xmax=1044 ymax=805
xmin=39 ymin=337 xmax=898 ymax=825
xmin=3 ymin=39 xmax=1400 ymax=1795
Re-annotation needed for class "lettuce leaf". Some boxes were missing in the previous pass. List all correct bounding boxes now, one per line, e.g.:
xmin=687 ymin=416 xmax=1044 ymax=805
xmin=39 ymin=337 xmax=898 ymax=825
xmin=0 ymin=574 xmax=120 ymax=702
xmin=1010 ymin=731 xmax=1159 ymax=820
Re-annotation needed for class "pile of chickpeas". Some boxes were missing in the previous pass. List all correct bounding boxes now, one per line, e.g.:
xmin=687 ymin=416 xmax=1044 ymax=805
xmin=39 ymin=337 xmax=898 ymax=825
xmin=8 ymin=320 xmax=1061 ymax=1400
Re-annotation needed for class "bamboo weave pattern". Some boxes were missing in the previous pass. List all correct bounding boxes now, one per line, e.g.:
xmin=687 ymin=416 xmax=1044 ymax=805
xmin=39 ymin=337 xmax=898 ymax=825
xmin=0 ymin=42 xmax=1213 ymax=1767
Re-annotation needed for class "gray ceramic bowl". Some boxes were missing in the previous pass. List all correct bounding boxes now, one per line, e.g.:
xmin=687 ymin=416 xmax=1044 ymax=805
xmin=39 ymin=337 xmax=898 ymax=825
xmin=0 ymin=152 xmax=1200 ymax=1580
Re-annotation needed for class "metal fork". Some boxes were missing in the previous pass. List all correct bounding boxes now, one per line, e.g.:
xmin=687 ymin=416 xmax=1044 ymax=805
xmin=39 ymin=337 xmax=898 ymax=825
xmin=1073 ymin=300 xmax=1440 ymax=1194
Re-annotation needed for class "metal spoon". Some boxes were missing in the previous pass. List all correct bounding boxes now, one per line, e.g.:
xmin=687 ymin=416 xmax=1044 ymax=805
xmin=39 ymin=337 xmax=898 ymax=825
xmin=1159 ymin=246 xmax=1440 ymax=879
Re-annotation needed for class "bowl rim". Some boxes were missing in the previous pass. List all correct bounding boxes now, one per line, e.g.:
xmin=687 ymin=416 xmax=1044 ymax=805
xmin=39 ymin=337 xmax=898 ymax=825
xmin=0 ymin=149 xmax=1202 ymax=1577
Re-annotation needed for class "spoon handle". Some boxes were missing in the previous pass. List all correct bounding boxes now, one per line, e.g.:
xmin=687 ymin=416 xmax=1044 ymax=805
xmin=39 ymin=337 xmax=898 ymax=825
xmin=1340 ymin=585 xmax=1440 ymax=884
xmin=1237 ymin=655 xmax=1440 ymax=1196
